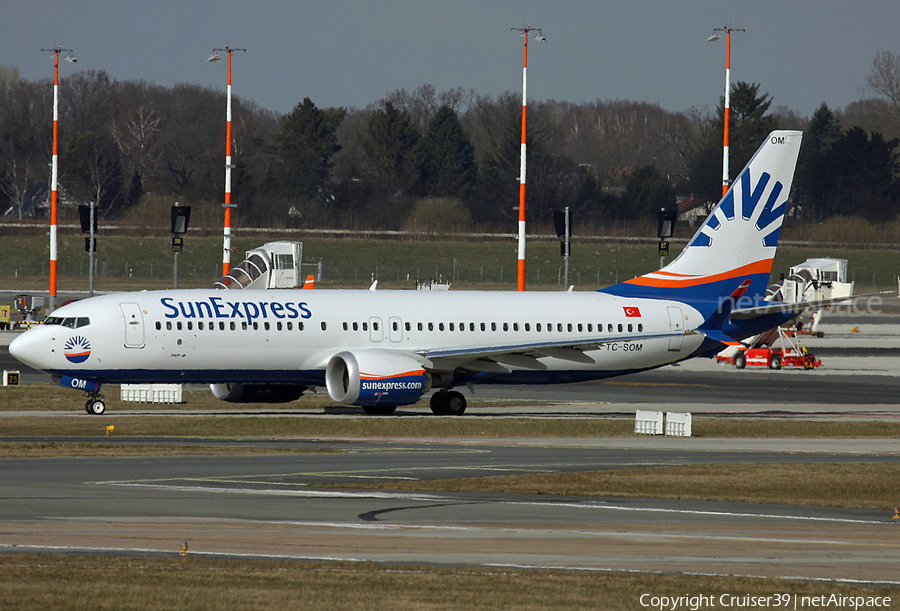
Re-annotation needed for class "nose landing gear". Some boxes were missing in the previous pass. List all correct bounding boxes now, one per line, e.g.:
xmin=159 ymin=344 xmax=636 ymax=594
xmin=84 ymin=393 xmax=106 ymax=415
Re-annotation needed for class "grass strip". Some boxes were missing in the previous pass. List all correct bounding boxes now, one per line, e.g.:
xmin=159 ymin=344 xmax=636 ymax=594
xmin=353 ymin=463 xmax=900 ymax=511
xmin=0 ymin=553 xmax=895 ymax=611
xmin=1 ymin=414 xmax=900 ymax=439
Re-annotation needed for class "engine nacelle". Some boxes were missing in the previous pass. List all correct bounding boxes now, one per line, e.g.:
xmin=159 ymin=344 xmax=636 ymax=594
xmin=325 ymin=350 xmax=431 ymax=406
xmin=210 ymin=383 xmax=306 ymax=403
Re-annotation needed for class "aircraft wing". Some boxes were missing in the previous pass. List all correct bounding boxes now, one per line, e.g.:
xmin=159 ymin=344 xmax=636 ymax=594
xmin=729 ymin=291 xmax=895 ymax=320
xmin=419 ymin=331 xmax=687 ymax=373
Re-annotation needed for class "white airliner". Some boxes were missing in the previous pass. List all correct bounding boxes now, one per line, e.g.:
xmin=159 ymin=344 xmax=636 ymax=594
xmin=12 ymin=131 xmax=817 ymax=415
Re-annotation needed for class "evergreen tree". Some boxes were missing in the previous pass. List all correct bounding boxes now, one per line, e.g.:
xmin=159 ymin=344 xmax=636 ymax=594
xmin=686 ymin=82 xmax=778 ymax=204
xmin=412 ymin=105 xmax=477 ymax=199
xmin=623 ymin=165 xmax=676 ymax=219
xmin=361 ymin=102 xmax=420 ymax=197
xmin=267 ymin=97 xmax=346 ymax=201
xmin=794 ymin=103 xmax=841 ymax=219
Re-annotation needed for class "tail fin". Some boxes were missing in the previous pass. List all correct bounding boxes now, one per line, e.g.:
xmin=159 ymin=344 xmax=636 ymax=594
xmin=603 ymin=130 xmax=802 ymax=306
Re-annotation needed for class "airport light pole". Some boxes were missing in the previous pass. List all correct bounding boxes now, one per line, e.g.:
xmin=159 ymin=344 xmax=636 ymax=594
xmin=41 ymin=45 xmax=77 ymax=313
xmin=707 ymin=26 xmax=744 ymax=197
xmin=510 ymin=24 xmax=546 ymax=291
xmin=208 ymin=46 xmax=246 ymax=276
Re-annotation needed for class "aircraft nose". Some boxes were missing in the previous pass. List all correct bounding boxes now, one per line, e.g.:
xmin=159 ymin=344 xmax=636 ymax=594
xmin=9 ymin=331 xmax=44 ymax=370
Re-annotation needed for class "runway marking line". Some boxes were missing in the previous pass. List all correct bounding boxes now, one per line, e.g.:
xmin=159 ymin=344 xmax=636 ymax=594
xmin=1 ymin=543 xmax=897 ymax=588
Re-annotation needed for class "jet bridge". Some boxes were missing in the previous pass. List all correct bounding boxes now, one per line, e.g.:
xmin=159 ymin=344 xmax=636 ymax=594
xmin=211 ymin=241 xmax=302 ymax=290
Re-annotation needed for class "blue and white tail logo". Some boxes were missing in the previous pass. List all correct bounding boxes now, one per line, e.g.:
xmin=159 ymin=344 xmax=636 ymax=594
xmin=604 ymin=130 xmax=802 ymax=304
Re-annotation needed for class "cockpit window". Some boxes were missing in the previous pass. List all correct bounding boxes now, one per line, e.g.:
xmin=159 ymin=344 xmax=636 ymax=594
xmin=42 ymin=316 xmax=90 ymax=328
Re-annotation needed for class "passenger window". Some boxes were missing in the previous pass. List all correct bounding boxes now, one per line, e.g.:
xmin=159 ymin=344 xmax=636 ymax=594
xmin=439 ymin=323 xmax=445 ymax=331
xmin=417 ymin=323 xmax=423 ymax=331
xmin=502 ymin=323 xmax=508 ymax=332
xmin=321 ymin=322 xmax=327 ymax=331
xmin=587 ymin=324 xmax=592 ymax=332
xmin=264 ymin=322 xmax=270 ymax=331
xmin=199 ymin=322 xmax=205 ymax=331
xmin=287 ymin=322 xmax=293 ymax=331
xmin=393 ymin=321 xmax=399 ymax=331
xmin=299 ymin=322 xmax=305 ymax=331
xmin=577 ymin=324 xmax=583 ymax=332
xmin=428 ymin=323 xmax=434 ymax=331
xmin=618 ymin=324 xmax=623 ymax=332
xmin=230 ymin=322 xmax=236 ymax=331
xmin=548 ymin=323 xmax=553 ymax=332
xmin=513 ymin=323 xmax=519 ymax=331
xmin=628 ymin=324 xmax=633 ymax=332
xmin=277 ymin=322 xmax=283 ymax=331
xmin=373 ymin=322 xmax=379 ymax=331
xmin=469 ymin=323 xmax=475 ymax=331
xmin=187 ymin=322 xmax=193 ymax=331
xmin=405 ymin=322 xmax=411 ymax=331
xmin=638 ymin=324 xmax=643 ymax=332
xmin=536 ymin=323 xmax=541 ymax=332
xmin=525 ymin=323 xmax=531 ymax=332
xmin=567 ymin=323 xmax=573 ymax=332
xmin=156 ymin=322 xmax=162 ymax=331
xmin=491 ymin=323 xmax=497 ymax=331
xmin=449 ymin=323 xmax=454 ymax=331
xmin=557 ymin=323 xmax=563 ymax=332
xmin=219 ymin=322 xmax=225 ymax=331
xmin=480 ymin=323 xmax=486 ymax=331
xmin=343 ymin=322 xmax=348 ymax=331
xmin=608 ymin=324 xmax=613 ymax=332
xmin=177 ymin=322 xmax=183 ymax=331
xmin=243 ymin=322 xmax=248 ymax=330
xmin=353 ymin=322 xmax=359 ymax=331
xmin=362 ymin=322 xmax=367 ymax=331
xmin=253 ymin=322 xmax=259 ymax=330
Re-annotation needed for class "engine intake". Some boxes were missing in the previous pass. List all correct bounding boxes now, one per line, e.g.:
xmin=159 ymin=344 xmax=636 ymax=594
xmin=326 ymin=350 xmax=430 ymax=406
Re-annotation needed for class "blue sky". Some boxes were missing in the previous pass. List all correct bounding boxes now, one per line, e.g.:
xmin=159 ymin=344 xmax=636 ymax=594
xmin=4 ymin=1 xmax=898 ymax=117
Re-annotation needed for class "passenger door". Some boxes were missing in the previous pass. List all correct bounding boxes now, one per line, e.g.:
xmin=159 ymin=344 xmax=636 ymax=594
xmin=120 ymin=302 xmax=145 ymax=348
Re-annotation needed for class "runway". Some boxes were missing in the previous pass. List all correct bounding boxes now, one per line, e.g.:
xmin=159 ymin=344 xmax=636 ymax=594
xmin=1 ymin=319 xmax=899 ymax=583
xmin=0 ymin=438 xmax=898 ymax=583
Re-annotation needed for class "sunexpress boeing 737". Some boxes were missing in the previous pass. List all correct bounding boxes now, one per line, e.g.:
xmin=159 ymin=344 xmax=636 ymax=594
xmin=13 ymin=131 xmax=821 ymax=415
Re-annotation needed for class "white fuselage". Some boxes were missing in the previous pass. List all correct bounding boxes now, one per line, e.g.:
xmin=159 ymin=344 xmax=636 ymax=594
xmin=10 ymin=289 xmax=705 ymax=387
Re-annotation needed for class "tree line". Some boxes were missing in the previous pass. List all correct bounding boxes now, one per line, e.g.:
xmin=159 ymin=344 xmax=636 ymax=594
xmin=2 ymin=51 xmax=900 ymax=233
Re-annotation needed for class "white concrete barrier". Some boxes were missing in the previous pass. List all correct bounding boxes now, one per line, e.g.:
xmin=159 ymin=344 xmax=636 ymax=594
xmin=635 ymin=410 xmax=663 ymax=435
xmin=120 ymin=383 xmax=183 ymax=404
xmin=666 ymin=412 xmax=692 ymax=437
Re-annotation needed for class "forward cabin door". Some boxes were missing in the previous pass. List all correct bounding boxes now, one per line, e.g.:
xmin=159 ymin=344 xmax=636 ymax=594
xmin=121 ymin=302 xmax=145 ymax=348
xmin=667 ymin=306 xmax=684 ymax=352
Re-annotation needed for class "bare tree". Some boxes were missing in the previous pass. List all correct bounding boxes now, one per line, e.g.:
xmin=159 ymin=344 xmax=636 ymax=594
xmin=867 ymin=50 xmax=900 ymax=114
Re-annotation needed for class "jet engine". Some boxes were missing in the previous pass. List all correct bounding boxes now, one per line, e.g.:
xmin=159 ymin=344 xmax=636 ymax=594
xmin=210 ymin=383 xmax=306 ymax=403
xmin=325 ymin=350 xmax=431 ymax=406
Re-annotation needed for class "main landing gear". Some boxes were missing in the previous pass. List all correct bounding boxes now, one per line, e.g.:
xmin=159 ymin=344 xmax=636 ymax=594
xmin=84 ymin=393 xmax=106 ymax=415
xmin=430 ymin=390 xmax=467 ymax=416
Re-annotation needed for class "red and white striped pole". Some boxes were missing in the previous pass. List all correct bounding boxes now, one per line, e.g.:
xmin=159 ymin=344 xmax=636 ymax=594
xmin=708 ymin=26 xmax=744 ymax=197
xmin=209 ymin=46 xmax=246 ymax=276
xmin=42 ymin=46 xmax=76 ymax=313
xmin=511 ymin=25 xmax=544 ymax=291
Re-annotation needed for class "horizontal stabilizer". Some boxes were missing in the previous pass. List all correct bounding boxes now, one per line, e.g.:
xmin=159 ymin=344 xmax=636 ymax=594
xmin=730 ymin=291 xmax=895 ymax=320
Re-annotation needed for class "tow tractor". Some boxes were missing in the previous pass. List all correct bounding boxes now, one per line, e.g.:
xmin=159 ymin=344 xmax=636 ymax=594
xmin=717 ymin=327 xmax=821 ymax=370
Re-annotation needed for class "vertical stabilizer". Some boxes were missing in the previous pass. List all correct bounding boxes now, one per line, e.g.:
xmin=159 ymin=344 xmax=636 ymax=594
xmin=603 ymin=130 xmax=802 ymax=305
